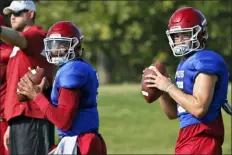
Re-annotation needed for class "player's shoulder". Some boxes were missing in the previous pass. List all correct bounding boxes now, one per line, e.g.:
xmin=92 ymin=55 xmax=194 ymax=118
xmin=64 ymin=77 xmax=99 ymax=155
xmin=33 ymin=25 xmax=46 ymax=36
xmin=193 ymin=49 xmax=223 ymax=61
xmin=22 ymin=25 xmax=46 ymax=38
xmin=57 ymin=60 xmax=90 ymax=88
xmin=58 ymin=60 xmax=91 ymax=77
xmin=191 ymin=49 xmax=227 ymax=74
xmin=189 ymin=49 xmax=225 ymax=66
xmin=30 ymin=25 xmax=46 ymax=32
xmin=62 ymin=60 xmax=90 ymax=72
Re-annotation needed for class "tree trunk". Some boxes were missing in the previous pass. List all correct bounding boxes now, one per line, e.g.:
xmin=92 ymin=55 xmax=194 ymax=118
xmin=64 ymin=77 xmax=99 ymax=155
xmin=97 ymin=51 xmax=110 ymax=84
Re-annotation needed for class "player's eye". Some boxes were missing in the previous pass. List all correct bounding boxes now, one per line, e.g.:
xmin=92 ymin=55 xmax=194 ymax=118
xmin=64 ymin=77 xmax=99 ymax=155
xmin=173 ymin=34 xmax=180 ymax=39
xmin=60 ymin=48 xmax=68 ymax=54
xmin=183 ymin=33 xmax=191 ymax=38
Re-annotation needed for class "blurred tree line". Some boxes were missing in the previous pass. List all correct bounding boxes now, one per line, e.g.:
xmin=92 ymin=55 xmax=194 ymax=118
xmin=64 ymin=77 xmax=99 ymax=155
xmin=1 ymin=0 xmax=231 ymax=84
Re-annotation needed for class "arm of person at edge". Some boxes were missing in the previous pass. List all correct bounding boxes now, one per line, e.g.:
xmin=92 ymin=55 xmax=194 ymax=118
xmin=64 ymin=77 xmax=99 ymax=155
xmin=17 ymin=72 xmax=80 ymax=131
xmin=3 ymin=125 xmax=10 ymax=151
xmin=144 ymin=66 xmax=218 ymax=119
xmin=0 ymin=26 xmax=27 ymax=49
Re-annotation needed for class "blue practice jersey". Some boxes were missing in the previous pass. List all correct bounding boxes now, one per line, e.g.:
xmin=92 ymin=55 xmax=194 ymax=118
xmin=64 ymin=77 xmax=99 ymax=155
xmin=51 ymin=60 xmax=99 ymax=137
xmin=175 ymin=50 xmax=229 ymax=128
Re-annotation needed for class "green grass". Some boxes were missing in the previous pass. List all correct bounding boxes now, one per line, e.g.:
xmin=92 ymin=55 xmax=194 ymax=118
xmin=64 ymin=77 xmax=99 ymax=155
xmin=56 ymin=84 xmax=231 ymax=154
xmin=98 ymin=84 xmax=231 ymax=154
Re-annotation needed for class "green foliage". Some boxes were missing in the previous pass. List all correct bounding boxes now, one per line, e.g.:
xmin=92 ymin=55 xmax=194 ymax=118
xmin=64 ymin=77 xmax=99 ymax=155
xmin=36 ymin=0 xmax=231 ymax=83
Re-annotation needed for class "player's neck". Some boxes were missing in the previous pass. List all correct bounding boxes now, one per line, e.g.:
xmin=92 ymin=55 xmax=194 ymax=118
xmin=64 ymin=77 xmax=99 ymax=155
xmin=22 ymin=23 xmax=35 ymax=32
xmin=183 ymin=51 xmax=195 ymax=60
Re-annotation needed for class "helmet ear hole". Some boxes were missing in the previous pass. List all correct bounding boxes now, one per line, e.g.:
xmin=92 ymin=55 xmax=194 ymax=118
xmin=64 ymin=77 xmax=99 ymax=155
xmin=203 ymin=28 xmax=208 ymax=39
xmin=201 ymin=26 xmax=208 ymax=46
xmin=72 ymin=37 xmax=79 ymax=44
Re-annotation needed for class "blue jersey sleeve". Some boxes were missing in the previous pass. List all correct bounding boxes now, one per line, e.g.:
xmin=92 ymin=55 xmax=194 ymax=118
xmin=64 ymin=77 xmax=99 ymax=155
xmin=192 ymin=51 xmax=226 ymax=80
xmin=58 ymin=68 xmax=88 ymax=89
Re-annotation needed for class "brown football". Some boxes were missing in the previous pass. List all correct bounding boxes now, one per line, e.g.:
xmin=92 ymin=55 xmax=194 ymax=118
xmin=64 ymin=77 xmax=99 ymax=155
xmin=141 ymin=60 xmax=166 ymax=103
xmin=17 ymin=68 xmax=45 ymax=102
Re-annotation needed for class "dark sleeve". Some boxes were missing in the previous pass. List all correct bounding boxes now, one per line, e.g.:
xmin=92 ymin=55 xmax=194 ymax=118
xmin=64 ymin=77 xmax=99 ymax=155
xmin=33 ymin=87 xmax=81 ymax=130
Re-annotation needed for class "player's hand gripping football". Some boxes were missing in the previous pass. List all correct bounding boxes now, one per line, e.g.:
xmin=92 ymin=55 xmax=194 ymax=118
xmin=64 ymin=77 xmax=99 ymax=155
xmin=17 ymin=67 xmax=47 ymax=100
xmin=144 ymin=66 xmax=174 ymax=93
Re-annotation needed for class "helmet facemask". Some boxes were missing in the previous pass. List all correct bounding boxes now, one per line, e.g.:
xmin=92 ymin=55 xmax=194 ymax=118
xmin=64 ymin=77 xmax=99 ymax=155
xmin=44 ymin=36 xmax=79 ymax=66
xmin=166 ymin=25 xmax=206 ymax=57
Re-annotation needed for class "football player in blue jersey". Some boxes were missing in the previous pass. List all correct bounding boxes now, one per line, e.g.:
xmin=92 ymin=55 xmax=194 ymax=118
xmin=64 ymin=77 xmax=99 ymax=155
xmin=17 ymin=21 xmax=107 ymax=155
xmin=144 ymin=7 xmax=230 ymax=155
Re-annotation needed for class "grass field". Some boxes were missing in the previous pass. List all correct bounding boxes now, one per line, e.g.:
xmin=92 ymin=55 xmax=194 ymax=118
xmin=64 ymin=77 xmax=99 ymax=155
xmin=56 ymin=84 xmax=231 ymax=154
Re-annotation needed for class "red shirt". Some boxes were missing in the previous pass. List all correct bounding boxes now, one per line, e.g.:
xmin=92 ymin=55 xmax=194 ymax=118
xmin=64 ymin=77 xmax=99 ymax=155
xmin=0 ymin=42 xmax=13 ymax=118
xmin=4 ymin=25 xmax=54 ymax=121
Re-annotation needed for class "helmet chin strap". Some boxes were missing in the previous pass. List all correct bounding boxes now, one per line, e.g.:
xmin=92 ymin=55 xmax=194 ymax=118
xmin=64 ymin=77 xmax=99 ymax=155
xmin=51 ymin=48 xmax=77 ymax=66
xmin=51 ymin=57 xmax=69 ymax=66
xmin=173 ymin=44 xmax=190 ymax=57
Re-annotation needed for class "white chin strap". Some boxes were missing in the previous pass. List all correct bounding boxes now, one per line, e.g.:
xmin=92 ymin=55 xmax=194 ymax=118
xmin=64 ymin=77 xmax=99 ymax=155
xmin=173 ymin=44 xmax=191 ymax=57
xmin=51 ymin=57 xmax=69 ymax=66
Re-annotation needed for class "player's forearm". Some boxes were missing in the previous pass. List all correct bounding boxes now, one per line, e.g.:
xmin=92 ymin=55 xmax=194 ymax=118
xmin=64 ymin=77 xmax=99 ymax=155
xmin=44 ymin=102 xmax=76 ymax=130
xmin=0 ymin=26 xmax=27 ymax=49
xmin=33 ymin=93 xmax=76 ymax=130
xmin=33 ymin=88 xmax=80 ymax=130
xmin=167 ymin=86 xmax=207 ymax=119
xmin=159 ymin=93 xmax=178 ymax=119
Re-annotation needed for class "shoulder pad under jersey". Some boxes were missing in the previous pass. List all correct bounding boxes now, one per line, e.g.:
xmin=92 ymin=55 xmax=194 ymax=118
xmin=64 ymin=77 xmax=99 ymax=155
xmin=193 ymin=50 xmax=227 ymax=75
xmin=58 ymin=62 xmax=88 ymax=88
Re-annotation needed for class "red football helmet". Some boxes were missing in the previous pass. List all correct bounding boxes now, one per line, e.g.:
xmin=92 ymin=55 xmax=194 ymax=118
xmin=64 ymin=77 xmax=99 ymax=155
xmin=166 ymin=7 xmax=208 ymax=57
xmin=44 ymin=21 xmax=84 ymax=66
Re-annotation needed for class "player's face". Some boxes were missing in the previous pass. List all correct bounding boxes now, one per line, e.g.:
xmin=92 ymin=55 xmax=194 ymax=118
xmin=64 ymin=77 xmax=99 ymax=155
xmin=48 ymin=40 xmax=70 ymax=58
xmin=44 ymin=38 xmax=77 ymax=65
xmin=10 ymin=10 xmax=32 ymax=31
xmin=173 ymin=32 xmax=192 ymax=46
